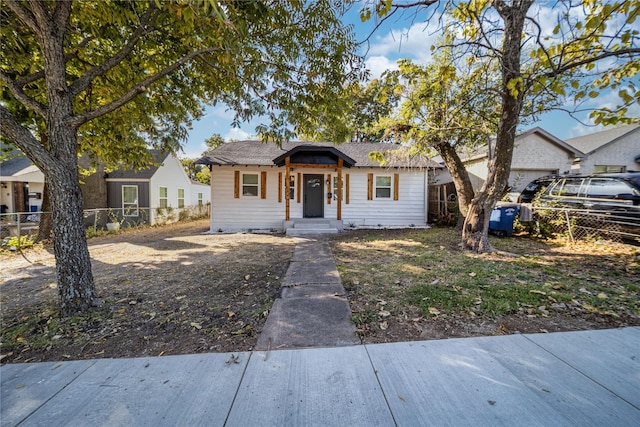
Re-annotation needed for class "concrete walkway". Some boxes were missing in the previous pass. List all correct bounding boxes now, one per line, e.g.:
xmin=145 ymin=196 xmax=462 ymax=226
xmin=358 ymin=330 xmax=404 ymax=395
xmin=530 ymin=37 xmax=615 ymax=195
xmin=255 ymin=237 xmax=359 ymax=350
xmin=2 ymin=328 xmax=638 ymax=426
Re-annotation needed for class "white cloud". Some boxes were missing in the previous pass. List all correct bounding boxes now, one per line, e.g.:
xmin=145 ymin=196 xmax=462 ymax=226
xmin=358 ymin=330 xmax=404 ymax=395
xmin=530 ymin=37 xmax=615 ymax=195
xmin=225 ymin=127 xmax=253 ymax=141
xmin=365 ymin=55 xmax=399 ymax=79
xmin=368 ymin=21 xmax=440 ymax=65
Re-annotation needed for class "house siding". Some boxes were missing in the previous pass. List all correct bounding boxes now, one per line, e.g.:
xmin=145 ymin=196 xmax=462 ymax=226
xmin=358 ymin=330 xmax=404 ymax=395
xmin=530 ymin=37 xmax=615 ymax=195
xmin=107 ymin=182 xmax=150 ymax=210
xmin=578 ymin=131 xmax=640 ymax=173
xmin=209 ymin=166 xmax=428 ymax=231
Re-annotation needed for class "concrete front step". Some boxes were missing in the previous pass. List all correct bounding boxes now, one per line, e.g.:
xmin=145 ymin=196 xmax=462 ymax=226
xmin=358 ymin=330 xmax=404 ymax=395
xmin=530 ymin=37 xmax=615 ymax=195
xmin=284 ymin=219 xmax=342 ymax=236
xmin=286 ymin=227 xmax=339 ymax=236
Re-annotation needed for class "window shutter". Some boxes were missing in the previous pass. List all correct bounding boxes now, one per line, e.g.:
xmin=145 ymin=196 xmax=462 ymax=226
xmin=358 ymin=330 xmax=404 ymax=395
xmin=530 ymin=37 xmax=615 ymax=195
xmin=367 ymin=173 xmax=373 ymax=200
xmin=394 ymin=173 xmax=399 ymax=200
xmin=346 ymin=174 xmax=350 ymax=204
xmin=278 ymin=172 xmax=282 ymax=203
xmin=297 ymin=173 xmax=301 ymax=203
xmin=234 ymin=171 xmax=240 ymax=198
xmin=261 ymin=171 xmax=267 ymax=199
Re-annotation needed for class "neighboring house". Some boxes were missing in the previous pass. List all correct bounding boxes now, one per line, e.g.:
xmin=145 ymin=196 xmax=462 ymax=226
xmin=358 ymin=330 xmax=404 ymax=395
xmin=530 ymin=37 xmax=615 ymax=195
xmin=196 ymin=141 xmax=440 ymax=232
xmin=104 ymin=150 xmax=211 ymax=225
xmin=1 ymin=150 xmax=210 ymax=226
xmin=0 ymin=154 xmax=45 ymax=214
xmin=431 ymin=127 xmax=584 ymax=206
xmin=564 ymin=124 xmax=640 ymax=174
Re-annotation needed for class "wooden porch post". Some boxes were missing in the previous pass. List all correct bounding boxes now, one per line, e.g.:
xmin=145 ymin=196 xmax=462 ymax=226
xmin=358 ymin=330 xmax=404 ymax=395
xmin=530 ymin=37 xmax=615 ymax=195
xmin=337 ymin=158 xmax=343 ymax=220
xmin=285 ymin=157 xmax=290 ymax=220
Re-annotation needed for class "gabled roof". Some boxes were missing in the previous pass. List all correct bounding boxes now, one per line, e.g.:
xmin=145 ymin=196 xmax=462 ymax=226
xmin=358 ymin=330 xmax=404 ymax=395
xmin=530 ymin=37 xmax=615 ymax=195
xmin=460 ymin=127 xmax=584 ymax=162
xmin=197 ymin=140 xmax=441 ymax=169
xmin=564 ymin=124 xmax=639 ymax=155
xmin=0 ymin=155 xmax=37 ymax=177
xmin=105 ymin=150 xmax=171 ymax=180
xmin=273 ymin=145 xmax=356 ymax=167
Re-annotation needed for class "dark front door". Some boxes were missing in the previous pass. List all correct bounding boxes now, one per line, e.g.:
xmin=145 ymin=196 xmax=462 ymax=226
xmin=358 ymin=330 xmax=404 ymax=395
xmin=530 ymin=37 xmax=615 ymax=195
xmin=303 ymin=174 xmax=324 ymax=218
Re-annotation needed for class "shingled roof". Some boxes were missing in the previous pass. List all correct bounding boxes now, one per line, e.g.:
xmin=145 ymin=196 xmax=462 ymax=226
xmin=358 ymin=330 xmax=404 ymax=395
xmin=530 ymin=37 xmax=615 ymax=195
xmin=105 ymin=150 xmax=170 ymax=180
xmin=196 ymin=141 xmax=441 ymax=169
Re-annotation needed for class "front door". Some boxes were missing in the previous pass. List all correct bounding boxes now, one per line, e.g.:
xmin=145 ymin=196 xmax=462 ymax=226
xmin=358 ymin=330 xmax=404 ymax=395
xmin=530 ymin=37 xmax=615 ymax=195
xmin=303 ymin=174 xmax=324 ymax=218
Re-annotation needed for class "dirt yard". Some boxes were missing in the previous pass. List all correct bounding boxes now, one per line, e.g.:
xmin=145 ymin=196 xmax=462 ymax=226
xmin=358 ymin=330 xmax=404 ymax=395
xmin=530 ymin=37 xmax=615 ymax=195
xmin=1 ymin=220 xmax=297 ymax=363
xmin=1 ymin=221 xmax=638 ymax=364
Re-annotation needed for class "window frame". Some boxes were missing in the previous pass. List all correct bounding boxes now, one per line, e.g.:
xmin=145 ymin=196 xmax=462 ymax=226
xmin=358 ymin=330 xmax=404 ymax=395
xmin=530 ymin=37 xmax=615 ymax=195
xmin=122 ymin=185 xmax=139 ymax=217
xmin=332 ymin=176 xmax=344 ymax=201
xmin=159 ymin=186 xmax=168 ymax=209
xmin=198 ymin=192 xmax=203 ymax=206
xmin=242 ymin=173 xmax=259 ymax=197
xmin=177 ymin=187 xmax=185 ymax=208
xmin=375 ymin=175 xmax=392 ymax=199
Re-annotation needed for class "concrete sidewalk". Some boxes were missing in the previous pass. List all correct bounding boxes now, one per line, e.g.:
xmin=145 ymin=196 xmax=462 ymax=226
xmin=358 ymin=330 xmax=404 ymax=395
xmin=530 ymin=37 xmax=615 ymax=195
xmin=2 ymin=327 xmax=639 ymax=426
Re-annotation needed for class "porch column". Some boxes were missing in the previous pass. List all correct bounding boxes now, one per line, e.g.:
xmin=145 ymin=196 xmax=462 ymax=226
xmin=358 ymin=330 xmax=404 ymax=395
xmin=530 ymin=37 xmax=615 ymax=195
xmin=285 ymin=157 xmax=291 ymax=220
xmin=337 ymin=158 xmax=343 ymax=221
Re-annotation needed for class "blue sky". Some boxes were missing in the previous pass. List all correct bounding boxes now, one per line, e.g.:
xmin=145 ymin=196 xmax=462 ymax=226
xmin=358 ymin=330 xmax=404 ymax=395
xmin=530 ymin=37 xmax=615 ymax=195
xmin=180 ymin=4 xmax=634 ymax=159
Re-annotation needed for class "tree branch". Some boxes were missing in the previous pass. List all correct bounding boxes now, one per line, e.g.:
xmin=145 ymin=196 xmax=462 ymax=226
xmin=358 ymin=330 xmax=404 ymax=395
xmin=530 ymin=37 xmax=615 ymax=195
xmin=0 ymin=105 xmax=53 ymax=169
xmin=545 ymin=48 xmax=640 ymax=79
xmin=68 ymin=4 xmax=159 ymax=98
xmin=0 ymin=70 xmax=48 ymax=117
xmin=3 ymin=0 xmax=39 ymax=34
xmin=69 ymin=47 xmax=220 ymax=128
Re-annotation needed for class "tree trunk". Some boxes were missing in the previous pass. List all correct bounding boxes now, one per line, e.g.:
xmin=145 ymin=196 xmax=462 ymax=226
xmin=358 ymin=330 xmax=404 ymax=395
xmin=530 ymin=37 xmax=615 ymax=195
xmin=436 ymin=141 xmax=476 ymax=221
xmin=47 ymin=163 xmax=97 ymax=316
xmin=461 ymin=0 xmax=532 ymax=252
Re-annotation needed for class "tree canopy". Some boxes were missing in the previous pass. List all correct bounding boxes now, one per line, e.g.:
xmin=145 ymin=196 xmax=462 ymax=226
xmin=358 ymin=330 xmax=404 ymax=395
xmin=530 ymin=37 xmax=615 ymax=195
xmin=0 ymin=0 xmax=363 ymax=314
xmin=360 ymin=0 xmax=639 ymax=252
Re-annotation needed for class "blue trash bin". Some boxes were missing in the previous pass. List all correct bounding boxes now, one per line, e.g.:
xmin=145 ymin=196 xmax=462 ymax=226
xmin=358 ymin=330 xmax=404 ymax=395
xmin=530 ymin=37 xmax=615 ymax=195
xmin=489 ymin=204 xmax=520 ymax=237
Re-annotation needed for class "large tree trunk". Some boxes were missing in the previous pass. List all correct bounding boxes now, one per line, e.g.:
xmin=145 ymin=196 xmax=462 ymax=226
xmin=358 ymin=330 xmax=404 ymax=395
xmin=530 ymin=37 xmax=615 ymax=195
xmin=38 ymin=1 xmax=97 ymax=315
xmin=47 ymin=161 xmax=97 ymax=315
xmin=437 ymin=141 xmax=476 ymax=226
xmin=461 ymin=0 xmax=532 ymax=252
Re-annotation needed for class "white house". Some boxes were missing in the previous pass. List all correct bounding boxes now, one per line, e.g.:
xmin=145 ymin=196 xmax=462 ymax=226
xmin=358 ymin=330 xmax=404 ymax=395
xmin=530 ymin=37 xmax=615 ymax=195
xmin=565 ymin=124 xmax=640 ymax=174
xmin=105 ymin=150 xmax=211 ymax=225
xmin=196 ymin=141 xmax=441 ymax=233
xmin=0 ymin=154 xmax=45 ymax=214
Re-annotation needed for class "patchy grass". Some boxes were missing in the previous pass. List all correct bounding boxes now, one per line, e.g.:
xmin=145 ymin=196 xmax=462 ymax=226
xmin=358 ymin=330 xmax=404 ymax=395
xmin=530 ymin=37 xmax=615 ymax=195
xmin=330 ymin=227 xmax=639 ymax=342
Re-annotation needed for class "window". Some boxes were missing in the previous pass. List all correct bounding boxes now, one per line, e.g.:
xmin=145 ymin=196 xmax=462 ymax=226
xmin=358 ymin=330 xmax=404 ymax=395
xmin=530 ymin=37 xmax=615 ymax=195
xmin=242 ymin=173 xmax=259 ymax=197
xmin=594 ymin=165 xmax=626 ymax=173
xmin=177 ymin=188 xmax=185 ymax=208
xmin=289 ymin=175 xmax=295 ymax=199
xmin=159 ymin=187 xmax=168 ymax=208
xmin=332 ymin=176 xmax=343 ymax=201
xmin=198 ymin=192 xmax=203 ymax=206
xmin=122 ymin=185 xmax=138 ymax=216
xmin=375 ymin=175 xmax=392 ymax=198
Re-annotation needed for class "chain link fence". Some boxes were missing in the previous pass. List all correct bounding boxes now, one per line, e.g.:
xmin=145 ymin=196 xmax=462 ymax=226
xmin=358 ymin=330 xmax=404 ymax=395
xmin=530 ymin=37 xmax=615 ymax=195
xmin=526 ymin=206 xmax=640 ymax=244
xmin=1 ymin=204 xmax=210 ymax=250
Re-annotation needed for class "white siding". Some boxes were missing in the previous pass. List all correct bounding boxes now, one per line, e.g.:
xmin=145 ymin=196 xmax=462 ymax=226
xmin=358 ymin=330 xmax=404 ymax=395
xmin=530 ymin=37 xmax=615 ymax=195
xmin=209 ymin=166 xmax=428 ymax=232
xmin=149 ymin=155 xmax=210 ymax=224
xmin=210 ymin=166 xmax=284 ymax=231
xmin=337 ymin=168 xmax=427 ymax=227
xmin=578 ymin=133 xmax=640 ymax=173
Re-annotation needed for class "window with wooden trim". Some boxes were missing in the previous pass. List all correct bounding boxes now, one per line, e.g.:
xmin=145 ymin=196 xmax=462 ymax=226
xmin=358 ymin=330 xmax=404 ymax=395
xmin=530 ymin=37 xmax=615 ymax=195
xmin=375 ymin=175 xmax=392 ymax=198
xmin=242 ymin=173 xmax=259 ymax=197
xmin=159 ymin=186 xmax=168 ymax=208
xmin=177 ymin=188 xmax=185 ymax=208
